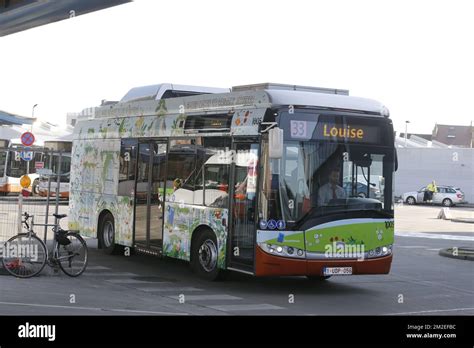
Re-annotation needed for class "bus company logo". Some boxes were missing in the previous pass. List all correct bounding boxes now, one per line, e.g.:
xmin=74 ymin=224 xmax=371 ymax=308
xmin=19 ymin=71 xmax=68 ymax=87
xmin=18 ymin=322 xmax=56 ymax=342
xmin=234 ymin=111 xmax=252 ymax=126
xmin=324 ymin=239 xmax=365 ymax=260
xmin=0 ymin=242 xmax=39 ymax=262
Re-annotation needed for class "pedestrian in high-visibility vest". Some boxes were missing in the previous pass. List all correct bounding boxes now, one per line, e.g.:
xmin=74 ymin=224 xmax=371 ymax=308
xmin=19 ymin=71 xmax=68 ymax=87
xmin=426 ymin=180 xmax=437 ymax=203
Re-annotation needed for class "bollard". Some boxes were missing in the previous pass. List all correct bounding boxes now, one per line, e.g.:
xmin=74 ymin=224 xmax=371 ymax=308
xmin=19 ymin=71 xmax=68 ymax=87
xmin=17 ymin=193 xmax=23 ymax=234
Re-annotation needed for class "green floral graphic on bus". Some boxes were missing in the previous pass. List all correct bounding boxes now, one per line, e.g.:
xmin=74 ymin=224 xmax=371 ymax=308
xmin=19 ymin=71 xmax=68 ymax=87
xmin=163 ymin=203 xmax=228 ymax=269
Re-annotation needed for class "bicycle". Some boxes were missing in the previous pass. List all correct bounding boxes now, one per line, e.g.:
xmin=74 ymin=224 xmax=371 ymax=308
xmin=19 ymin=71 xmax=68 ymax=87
xmin=2 ymin=212 xmax=88 ymax=278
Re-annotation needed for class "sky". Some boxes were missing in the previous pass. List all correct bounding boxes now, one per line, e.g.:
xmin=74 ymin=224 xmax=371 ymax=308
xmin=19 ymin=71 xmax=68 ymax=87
xmin=1 ymin=0 xmax=473 ymax=134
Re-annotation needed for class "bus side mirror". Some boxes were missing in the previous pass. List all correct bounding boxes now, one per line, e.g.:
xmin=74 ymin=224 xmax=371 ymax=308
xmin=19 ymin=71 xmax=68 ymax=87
xmin=269 ymin=127 xmax=283 ymax=159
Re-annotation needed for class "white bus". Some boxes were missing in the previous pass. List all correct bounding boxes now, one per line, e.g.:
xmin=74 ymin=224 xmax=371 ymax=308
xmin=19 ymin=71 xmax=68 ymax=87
xmin=35 ymin=140 xmax=72 ymax=198
xmin=0 ymin=139 xmax=72 ymax=196
xmin=0 ymin=138 xmax=41 ymax=195
xmin=69 ymin=83 xmax=397 ymax=280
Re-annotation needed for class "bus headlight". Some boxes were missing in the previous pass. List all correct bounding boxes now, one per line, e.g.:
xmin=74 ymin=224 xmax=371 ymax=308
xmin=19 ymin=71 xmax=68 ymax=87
xmin=259 ymin=243 xmax=305 ymax=258
xmin=366 ymin=244 xmax=393 ymax=258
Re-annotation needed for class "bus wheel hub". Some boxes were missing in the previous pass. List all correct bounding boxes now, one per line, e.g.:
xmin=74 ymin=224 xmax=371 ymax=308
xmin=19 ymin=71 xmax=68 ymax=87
xmin=198 ymin=239 xmax=217 ymax=272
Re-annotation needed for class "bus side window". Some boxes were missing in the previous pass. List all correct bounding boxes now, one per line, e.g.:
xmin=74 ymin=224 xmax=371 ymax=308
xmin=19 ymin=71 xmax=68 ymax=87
xmin=204 ymin=164 xmax=229 ymax=208
xmin=196 ymin=137 xmax=232 ymax=207
xmin=166 ymin=139 xmax=197 ymax=205
xmin=118 ymin=139 xmax=137 ymax=196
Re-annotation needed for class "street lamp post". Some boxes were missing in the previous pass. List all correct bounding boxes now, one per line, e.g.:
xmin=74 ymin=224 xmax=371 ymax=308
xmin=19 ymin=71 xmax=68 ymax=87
xmin=31 ymin=104 xmax=38 ymax=132
xmin=404 ymin=120 xmax=410 ymax=147
xmin=27 ymin=104 xmax=38 ymax=175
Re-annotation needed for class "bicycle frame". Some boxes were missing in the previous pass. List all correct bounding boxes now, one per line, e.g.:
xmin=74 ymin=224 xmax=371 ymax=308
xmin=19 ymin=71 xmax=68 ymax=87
xmin=22 ymin=214 xmax=77 ymax=266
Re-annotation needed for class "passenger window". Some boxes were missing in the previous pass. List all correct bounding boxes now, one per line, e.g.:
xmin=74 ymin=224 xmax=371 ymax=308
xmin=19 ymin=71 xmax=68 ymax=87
xmin=194 ymin=137 xmax=232 ymax=206
xmin=204 ymin=164 xmax=230 ymax=207
xmin=118 ymin=139 xmax=137 ymax=196
xmin=166 ymin=139 xmax=197 ymax=205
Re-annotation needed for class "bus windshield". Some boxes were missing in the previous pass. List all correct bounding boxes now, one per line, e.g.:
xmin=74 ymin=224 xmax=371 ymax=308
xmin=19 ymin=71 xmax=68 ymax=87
xmin=261 ymin=141 xmax=393 ymax=221
xmin=260 ymin=140 xmax=395 ymax=224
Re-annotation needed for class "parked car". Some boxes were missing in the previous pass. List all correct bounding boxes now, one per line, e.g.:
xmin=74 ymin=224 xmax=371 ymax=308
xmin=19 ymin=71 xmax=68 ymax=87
xmin=402 ymin=185 xmax=464 ymax=207
xmin=450 ymin=187 xmax=466 ymax=202
xmin=343 ymin=181 xmax=381 ymax=199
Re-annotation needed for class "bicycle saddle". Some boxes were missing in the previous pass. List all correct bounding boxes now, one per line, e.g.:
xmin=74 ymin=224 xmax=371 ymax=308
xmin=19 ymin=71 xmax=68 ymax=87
xmin=53 ymin=213 xmax=67 ymax=219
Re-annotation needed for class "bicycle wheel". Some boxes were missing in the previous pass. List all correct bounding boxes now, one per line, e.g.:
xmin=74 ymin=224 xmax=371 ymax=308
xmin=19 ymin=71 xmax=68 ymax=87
xmin=1 ymin=233 xmax=47 ymax=278
xmin=56 ymin=232 xmax=88 ymax=277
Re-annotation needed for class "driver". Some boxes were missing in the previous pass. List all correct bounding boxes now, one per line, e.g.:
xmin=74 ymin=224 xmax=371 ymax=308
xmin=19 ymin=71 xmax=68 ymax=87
xmin=318 ymin=167 xmax=346 ymax=205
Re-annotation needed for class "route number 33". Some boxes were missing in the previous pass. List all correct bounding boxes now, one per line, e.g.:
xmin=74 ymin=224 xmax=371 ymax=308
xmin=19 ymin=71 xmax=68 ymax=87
xmin=290 ymin=120 xmax=307 ymax=138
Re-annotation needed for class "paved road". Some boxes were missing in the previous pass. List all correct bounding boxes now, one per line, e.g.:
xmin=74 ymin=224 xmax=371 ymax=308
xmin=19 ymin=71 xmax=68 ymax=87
xmin=1 ymin=232 xmax=473 ymax=316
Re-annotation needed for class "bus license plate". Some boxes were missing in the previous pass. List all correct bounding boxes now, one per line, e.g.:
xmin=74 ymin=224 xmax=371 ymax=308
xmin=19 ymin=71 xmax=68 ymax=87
xmin=323 ymin=267 xmax=352 ymax=276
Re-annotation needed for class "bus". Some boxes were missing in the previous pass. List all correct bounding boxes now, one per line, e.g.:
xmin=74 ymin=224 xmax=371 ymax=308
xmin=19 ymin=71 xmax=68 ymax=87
xmin=69 ymin=83 xmax=397 ymax=280
xmin=0 ymin=138 xmax=42 ymax=195
xmin=0 ymin=139 xmax=72 ymax=196
xmin=35 ymin=140 xmax=72 ymax=198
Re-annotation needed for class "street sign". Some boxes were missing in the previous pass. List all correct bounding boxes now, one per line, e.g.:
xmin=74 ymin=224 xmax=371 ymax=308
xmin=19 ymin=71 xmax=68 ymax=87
xmin=20 ymin=175 xmax=31 ymax=189
xmin=19 ymin=149 xmax=34 ymax=162
xmin=20 ymin=132 xmax=35 ymax=147
xmin=35 ymin=161 xmax=45 ymax=169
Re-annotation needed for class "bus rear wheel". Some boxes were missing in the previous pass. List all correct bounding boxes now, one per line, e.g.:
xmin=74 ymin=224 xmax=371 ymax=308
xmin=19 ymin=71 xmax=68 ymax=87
xmin=98 ymin=212 xmax=121 ymax=255
xmin=191 ymin=229 xmax=220 ymax=281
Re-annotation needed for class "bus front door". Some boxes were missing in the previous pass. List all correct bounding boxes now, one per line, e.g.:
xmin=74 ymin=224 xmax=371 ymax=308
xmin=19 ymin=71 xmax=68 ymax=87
xmin=134 ymin=141 xmax=167 ymax=252
xmin=228 ymin=141 xmax=259 ymax=271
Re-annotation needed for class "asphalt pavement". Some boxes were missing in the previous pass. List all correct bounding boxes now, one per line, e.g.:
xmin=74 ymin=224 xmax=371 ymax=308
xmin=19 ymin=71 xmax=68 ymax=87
xmin=0 ymin=205 xmax=473 ymax=316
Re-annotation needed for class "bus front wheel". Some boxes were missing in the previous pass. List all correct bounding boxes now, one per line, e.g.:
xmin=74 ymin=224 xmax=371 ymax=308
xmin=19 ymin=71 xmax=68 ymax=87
xmin=98 ymin=212 xmax=121 ymax=255
xmin=191 ymin=229 xmax=220 ymax=281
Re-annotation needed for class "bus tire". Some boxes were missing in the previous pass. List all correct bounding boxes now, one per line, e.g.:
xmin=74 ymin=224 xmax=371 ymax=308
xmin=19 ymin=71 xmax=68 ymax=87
xmin=98 ymin=212 xmax=121 ymax=255
xmin=191 ymin=229 xmax=220 ymax=281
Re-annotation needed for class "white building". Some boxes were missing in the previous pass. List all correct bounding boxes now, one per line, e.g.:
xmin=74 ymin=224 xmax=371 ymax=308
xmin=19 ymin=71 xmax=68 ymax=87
xmin=394 ymin=135 xmax=473 ymax=203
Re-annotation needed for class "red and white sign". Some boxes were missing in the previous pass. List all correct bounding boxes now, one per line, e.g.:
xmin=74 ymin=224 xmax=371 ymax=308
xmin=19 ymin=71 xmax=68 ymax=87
xmin=20 ymin=132 xmax=35 ymax=147
xmin=35 ymin=161 xmax=44 ymax=169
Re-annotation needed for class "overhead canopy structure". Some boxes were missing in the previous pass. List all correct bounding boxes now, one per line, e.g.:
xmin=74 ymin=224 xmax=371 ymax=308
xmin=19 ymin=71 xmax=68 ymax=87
xmin=0 ymin=0 xmax=131 ymax=37
xmin=0 ymin=109 xmax=35 ymax=125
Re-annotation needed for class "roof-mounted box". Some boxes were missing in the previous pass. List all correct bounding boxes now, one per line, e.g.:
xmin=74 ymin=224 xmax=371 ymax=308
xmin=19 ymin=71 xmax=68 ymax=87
xmin=120 ymin=83 xmax=229 ymax=103
xmin=232 ymin=83 xmax=349 ymax=96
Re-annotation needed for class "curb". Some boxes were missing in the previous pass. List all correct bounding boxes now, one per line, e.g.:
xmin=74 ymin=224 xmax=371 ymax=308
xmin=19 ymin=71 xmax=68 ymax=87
xmin=439 ymin=247 xmax=474 ymax=261
xmin=450 ymin=218 xmax=474 ymax=224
